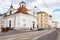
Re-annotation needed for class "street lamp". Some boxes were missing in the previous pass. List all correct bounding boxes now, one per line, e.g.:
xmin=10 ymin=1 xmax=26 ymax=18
xmin=49 ymin=15 xmax=52 ymax=19
xmin=55 ymin=22 xmax=57 ymax=29
xmin=33 ymin=6 xmax=37 ymax=16
xmin=49 ymin=15 xmax=52 ymax=29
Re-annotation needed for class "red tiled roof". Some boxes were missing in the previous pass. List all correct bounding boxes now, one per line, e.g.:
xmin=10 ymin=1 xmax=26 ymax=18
xmin=17 ymin=7 xmax=28 ymax=14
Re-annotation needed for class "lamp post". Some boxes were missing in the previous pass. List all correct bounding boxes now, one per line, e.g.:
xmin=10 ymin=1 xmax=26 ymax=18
xmin=33 ymin=6 xmax=37 ymax=16
xmin=55 ymin=22 xmax=57 ymax=29
xmin=49 ymin=15 xmax=52 ymax=29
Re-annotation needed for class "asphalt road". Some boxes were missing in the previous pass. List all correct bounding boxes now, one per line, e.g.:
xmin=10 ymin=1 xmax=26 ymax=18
xmin=37 ymin=29 xmax=59 ymax=40
xmin=55 ymin=29 xmax=60 ymax=40
xmin=0 ymin=30 xmax=31 ymax=36
xmin=0 ymin=29 xmax=55 ymax=40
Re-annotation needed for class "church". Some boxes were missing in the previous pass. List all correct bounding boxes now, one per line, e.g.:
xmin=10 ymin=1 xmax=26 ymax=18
xmin=0 ymin=1 xmax=37 ymax=31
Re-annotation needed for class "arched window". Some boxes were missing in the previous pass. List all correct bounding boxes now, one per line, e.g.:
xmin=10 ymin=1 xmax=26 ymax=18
xmin=22 ymin=5 xmax=24 ymax=8
xmin=10 ymin=10 xmax=12 ymax=14
xmin=9 ymin=20 xmax=11 ymax=28
xmin=32 ymin=21 xmax=35 ymax=28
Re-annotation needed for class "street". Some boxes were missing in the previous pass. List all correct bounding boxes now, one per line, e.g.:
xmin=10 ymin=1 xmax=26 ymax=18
xmin=0 ymin=30 xmax=30 ymax=36
xmin=55 ymin=29 xmax=60 ymax=40
xmin=0 ymin=29 xmax=57 ymax=40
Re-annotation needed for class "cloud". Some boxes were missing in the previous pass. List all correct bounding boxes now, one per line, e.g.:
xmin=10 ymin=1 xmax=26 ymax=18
xmin=0 ymin=0 xmax=60 ymax=23
xmin=52 ymin=8 xmax=60 ymax=23
xmin=53 ymin=9 xmax=60 ymax=12
xmin=26 ymin=0 xmax=60 ymax=14
xmin=26 ymin=0 xmax=60 ymax=23
xmin=0 ymin=0 xmax=60 ymax=13
xmin=54 ymin=12 xmax=60 ymax=21
xmin=42 ymin=0 xmax=60 ymax=8
xmin=0 ymin=0 xmax=11 ymax=6
xmin=0 ymin=0 xmax=11 ymax=13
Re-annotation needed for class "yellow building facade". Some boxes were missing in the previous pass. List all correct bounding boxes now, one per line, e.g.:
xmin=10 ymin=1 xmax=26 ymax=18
xmin=37 ymin=11 xmax=48 ymax=29
xmin=51 ymin=21 xmax=57 ymax=29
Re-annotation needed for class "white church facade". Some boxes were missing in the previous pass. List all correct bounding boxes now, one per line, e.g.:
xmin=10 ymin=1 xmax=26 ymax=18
xmin=0 ymin=1 xmax=37 ymax=31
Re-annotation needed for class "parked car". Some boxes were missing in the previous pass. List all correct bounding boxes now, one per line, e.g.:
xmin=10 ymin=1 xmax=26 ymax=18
xmin=38 ymin=28 xmax=44 ymax=30
xmin=9 ymin=28 xmax=14 ymax=30
xmin=32 ymin=28 xmax=38 ymax=31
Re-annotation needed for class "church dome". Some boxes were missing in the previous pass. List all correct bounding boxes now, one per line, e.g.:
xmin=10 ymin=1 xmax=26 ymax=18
xmin=17 ymin=7 xmax=28 ymax=13
xmin=16 ymin=1 xmax=28 ymax=14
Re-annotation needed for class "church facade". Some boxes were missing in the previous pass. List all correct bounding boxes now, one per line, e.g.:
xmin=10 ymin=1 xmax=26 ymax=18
xmin=0 ymin=1 xmax=37 ymax=31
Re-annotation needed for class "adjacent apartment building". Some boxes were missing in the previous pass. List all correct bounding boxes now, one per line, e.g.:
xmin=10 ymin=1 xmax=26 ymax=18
xmin=37 ymin=11 xmax=48 ymax=29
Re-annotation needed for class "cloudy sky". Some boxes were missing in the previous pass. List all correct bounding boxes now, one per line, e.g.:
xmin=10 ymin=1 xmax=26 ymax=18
xmin=0 ymin=0 xmax=60 ymax=23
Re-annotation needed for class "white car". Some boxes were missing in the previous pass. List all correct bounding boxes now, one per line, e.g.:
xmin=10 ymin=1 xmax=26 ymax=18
xmin=32 ymin=28 xmax=38 ymax=31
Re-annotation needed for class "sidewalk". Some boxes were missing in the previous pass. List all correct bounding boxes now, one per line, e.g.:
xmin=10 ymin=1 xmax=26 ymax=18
xmin=0 ymin=30 xmax=50 ymax=40
xmin=56 ymin=31 xmax=60 ymax=40
xmin=0 ymin=30 xmax=30 ymax=37
xmin=58 ymin=32 xmax=60 ymax=40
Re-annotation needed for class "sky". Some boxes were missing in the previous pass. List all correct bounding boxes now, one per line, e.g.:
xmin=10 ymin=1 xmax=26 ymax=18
xmin=0 ymin=0 xmax=60 ymax=23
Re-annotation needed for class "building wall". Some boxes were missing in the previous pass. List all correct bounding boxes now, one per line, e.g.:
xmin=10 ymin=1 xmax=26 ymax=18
xmin=52 ymin=22 xmax=56 ymax=29
xmin=48 ymin=16 xmax=56 ymax=29
xmin=15 ymin=13 xmax=37 ymax=30
xmin=4 ymin=15 xmax=15 ymax=28
xmin=37 ymin=12 xmax=48 ymax=29
xmin=3 ymin=13 xmax=37 ymax=31
xmin=0 ymin=15 xmax=4 ymax=31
